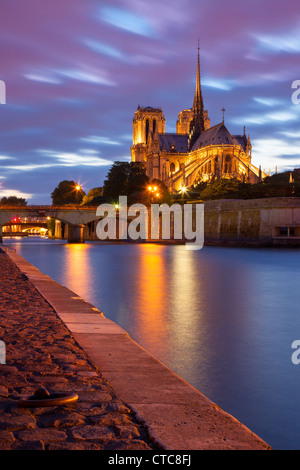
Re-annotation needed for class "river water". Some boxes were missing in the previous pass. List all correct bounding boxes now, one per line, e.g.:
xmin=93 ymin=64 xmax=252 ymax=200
xmin=4 ymin=236 xmax=300 ymax=449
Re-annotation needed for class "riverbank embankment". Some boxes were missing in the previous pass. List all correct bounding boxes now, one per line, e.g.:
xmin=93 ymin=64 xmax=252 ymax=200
xmin=0 ymin=248 xmax=271 ymax=450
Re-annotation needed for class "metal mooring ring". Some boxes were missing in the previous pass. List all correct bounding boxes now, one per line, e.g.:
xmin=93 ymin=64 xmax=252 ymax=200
xmin=17 ymin=388 xmax=78 ymax=408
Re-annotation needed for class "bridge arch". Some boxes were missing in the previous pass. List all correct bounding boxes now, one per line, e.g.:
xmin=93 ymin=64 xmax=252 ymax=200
xmin=0 ymin=206 xmax=102 ymax=243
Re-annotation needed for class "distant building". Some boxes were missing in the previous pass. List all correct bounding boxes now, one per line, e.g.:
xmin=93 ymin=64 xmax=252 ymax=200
xmin=131 ymin=48 xmax=266 ymax=191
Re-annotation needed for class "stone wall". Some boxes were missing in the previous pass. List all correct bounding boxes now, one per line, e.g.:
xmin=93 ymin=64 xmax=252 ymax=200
xmin=204 ymin=197 xmax=300 ymax=246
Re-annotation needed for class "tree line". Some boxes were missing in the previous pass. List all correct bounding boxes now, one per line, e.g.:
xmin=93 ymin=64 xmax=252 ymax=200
xmin=1 ymin=163 xmax=299 ymax=207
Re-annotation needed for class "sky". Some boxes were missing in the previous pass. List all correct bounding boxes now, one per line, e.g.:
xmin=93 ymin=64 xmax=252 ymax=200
xmin=0 ymin=0 xmax=300 ymax=204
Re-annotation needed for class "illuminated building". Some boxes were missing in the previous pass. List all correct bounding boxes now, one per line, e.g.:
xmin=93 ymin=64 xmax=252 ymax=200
xmin=131 ymin=47 xmax=266 ymax=191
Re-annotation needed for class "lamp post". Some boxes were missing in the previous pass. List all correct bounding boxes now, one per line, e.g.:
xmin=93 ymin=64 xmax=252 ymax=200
xmin=148 ymin=185 xmax=160 ymax=203
xmin=181 ymin=186 xmax=187 ymax=202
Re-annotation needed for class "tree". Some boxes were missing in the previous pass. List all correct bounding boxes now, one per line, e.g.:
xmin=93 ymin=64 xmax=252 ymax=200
xmin=51 ymin=180 xmax=85 ymax=205
xmin=259 ymin=171 xmax=300 ymax=197
xmin=0 ymin=196 xmax=27 ymax=206
xmin=194 ymin=170 xmax=300 ymax=201
xmin=199 ymin=178 xmax=243 ymax=200
xmin=81 ymin=187 xmax=103 ymax=205
xmin=102 ymin=162 xmax=149 ymax=202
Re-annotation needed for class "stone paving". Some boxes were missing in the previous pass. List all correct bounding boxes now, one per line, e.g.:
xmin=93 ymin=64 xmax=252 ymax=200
xmin=0 ymin=249 xmax=157 ymax=450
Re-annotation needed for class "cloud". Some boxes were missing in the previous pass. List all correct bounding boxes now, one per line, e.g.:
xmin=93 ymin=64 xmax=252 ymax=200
xmin=231 ymin=106 xmax=298 ymax=126
xmin=83 ymin=39 xmax=123 ymax=59
xmin=202 ymin=77 xmax=238 ymax=91
xmin=38 ymin=149 xmax=113 ymax=167
xmin=24 ymin=67 xmax=116 ymax=87
xmin=23 ymin=73 xmax=62 ymax=85
xmin=0 ymin=155 xmax=15 ymax=160
xmin=0 ymin=188 xmax=33 ymax=200
xmin=80 ymin=136 xmax=122 ymax=145
xmin=253 ymin=97 xmax=285 ymax=107
xmin=99 ymin=6 xmax=157 ymax=37
xmin=4 ymin=163 xmax=55 ymax=172
xmin=57 ymin=69 xmax=116 ymax=86
xmin=252 ymin=137 xmax=300 ymax=171
xmin=254 ymin=29 xmax=300 ymax=54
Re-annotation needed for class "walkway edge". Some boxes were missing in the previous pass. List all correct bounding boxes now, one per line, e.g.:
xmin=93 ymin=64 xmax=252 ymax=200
xmin=6 ymin=251 xmax=272 ymax=450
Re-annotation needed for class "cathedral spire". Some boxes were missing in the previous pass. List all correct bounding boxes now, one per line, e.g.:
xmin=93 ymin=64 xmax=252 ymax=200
xmin=189 ymin=43 xmax=205 ymax=148
xmin=193 ymin=41 xmax=204 ymax=116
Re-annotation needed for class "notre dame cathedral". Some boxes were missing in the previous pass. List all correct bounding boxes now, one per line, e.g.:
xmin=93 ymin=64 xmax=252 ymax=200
xmin=131 ymin=48 xmax=265 ymax=192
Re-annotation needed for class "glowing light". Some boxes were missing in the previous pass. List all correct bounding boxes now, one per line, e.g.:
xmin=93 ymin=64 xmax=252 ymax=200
xmin=75 ymin=185 xmax=81 ymax=191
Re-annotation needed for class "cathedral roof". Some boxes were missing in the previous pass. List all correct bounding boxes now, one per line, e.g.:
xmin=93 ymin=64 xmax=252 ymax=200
xmin=158 ymin=133 xmax=189 ymax=153
xmin=191 ymin=122 xmax=241 ymax=151
xmin=232 ymin=134 xmax=248 ymax=152
xmin=157 ymin=123 xmax=248 ymax=154
xmin=137 ymin=106 xmax=162 ymax=113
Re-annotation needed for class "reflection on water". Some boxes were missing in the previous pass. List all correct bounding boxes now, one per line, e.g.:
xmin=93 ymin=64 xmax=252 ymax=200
xmin=135 ymin=245 xmax=168 ymax=355
xmin=64 ymin=243 xmax=91 ymax=297
xmin=4 ymin=236 xmax=300 ymax=450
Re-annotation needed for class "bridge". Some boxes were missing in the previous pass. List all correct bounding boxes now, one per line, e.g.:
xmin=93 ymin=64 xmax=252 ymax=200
xmin=0 ymin=205 xmax=100 ymax=243
xmin=3 ymin=221 xmax=48 ymax=237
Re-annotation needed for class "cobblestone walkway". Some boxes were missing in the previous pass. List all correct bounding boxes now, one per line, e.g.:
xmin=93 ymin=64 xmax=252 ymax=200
xmin=0 ymin=249 xmax=156 ymax=450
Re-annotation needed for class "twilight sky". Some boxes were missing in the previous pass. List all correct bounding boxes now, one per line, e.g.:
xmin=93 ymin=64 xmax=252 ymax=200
xmin=0 ymin=0 xmax=300 ymax=204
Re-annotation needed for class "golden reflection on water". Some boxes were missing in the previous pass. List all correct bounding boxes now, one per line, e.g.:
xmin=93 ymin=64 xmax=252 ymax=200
xmin=134 ymin=244 xmax=209 ymax=384
xmin=135 ymin=244 xmax=168 ymax=349
xmin=63 ymin=243 xmax=91 ymax=299
xmin=169 ymin=247 xmax=210 ymax=381
xmin=171 ymin=247 xmax=200 ymax=332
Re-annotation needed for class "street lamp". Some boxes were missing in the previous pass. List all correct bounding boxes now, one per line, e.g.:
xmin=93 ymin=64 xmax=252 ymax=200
xmin=148 ymin=184 xmax=160 ymax=203
xmin=181 ymin=186 xmax=187 ymax=202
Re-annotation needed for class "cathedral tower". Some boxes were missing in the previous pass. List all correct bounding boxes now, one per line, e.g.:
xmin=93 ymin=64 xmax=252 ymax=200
xmin=131 ymin=106 xmax=165 ymax=163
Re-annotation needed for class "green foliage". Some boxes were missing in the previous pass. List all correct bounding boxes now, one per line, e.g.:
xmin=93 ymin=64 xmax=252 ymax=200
xmin=51 ymin=180 xmax=86 ymax=205
xmin=195 ymin=171 xmax=300 ymax=201
xmin=199 ymin=178 xmax=243 ymax=200
xmin=259 ymin=171 xmax=299 ymax=197
xmin=81 ymin=187 xmax=103 ymax=205
xmin=0 ymin=196 xmax=28 ymax=206
xmin=102 ymin=161 xmax=150 ymax=202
